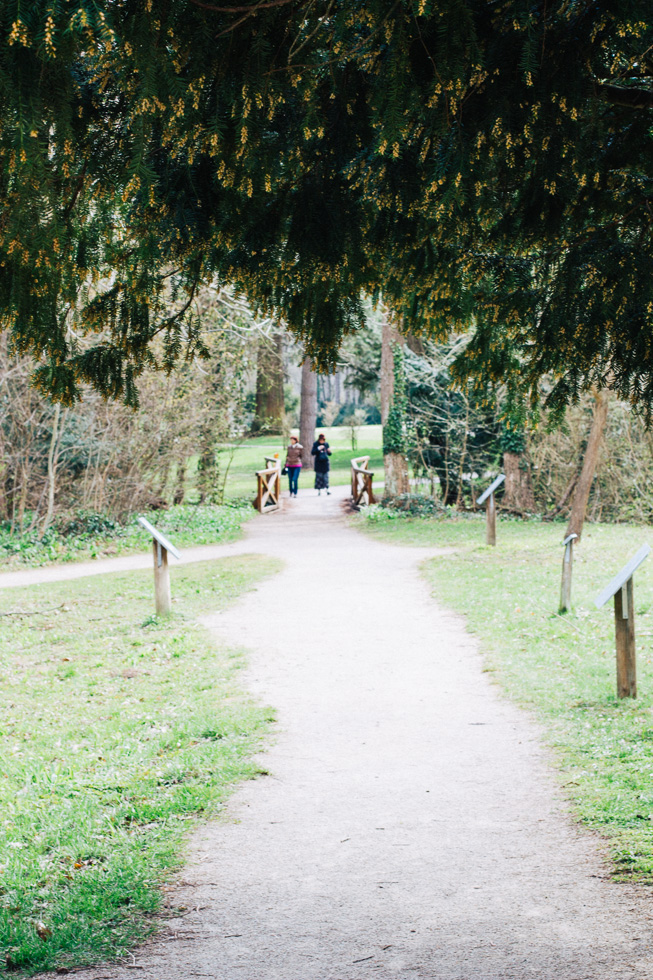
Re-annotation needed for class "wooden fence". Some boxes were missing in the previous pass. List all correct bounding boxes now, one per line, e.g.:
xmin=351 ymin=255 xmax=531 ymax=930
xmin=595 ymin=543 xmax=651 ymax=698
xmin=254 ymin=455 xmax=281 ymax=514
xmin=351 ymin=455 xmax=376 ymax=506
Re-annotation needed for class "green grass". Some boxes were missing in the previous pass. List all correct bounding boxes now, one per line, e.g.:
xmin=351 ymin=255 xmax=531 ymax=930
xmin=358 ymin=508 xmax=653 ymax=880
xmin=0 ymin=503 xmax=252 ymax=570
xmin=0 ymin=553 xmax=281 ymax=974
xmin=222 ymin=424 xmax=384 ymax=498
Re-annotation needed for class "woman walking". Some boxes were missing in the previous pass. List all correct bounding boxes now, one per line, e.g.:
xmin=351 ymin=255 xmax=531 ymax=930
xmin=284 ymin=435 xmax=303 ymax=497
xmin=311 ymin=433 xmax=332 ymax=495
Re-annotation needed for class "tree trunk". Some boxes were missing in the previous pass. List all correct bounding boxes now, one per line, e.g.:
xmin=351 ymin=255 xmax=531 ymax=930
xmin=380 ymin=311 xmax=396 ymax=425
xmin=253 ymin=330 xmax=284 ymax=434
xmin=544 ymin=471 xmax=579 ymax=520
xmin=405 ymin=333 xmax=425 ymax=356
xmin=565 ymin=390 xmax=610 ymax=540
xmin=197 ymin=402 xmax=219 ymax=505
xmin=41 ymin=403 xmax=61 ymax=536
xmin=173 ymin=459 xmax=186 ymax=505
xmin=299 ymin=356 xmax=318 ymax=468
xmin=197 ymin=446 xmax=217 ymax=504
xmin=502 ymin=450 xmax=536 ymax=513
xmin=383 ymin=452 xmax=409 ymax=496
xmin=0 ymin=430 xmax=7 ymax=522
xmin=17 ymin=463 xmax=29 ymax=533
xmin=455 ymin=398 xmax=470 ymax=507
xmin=381 ymin=309 xmax=409 ymax=497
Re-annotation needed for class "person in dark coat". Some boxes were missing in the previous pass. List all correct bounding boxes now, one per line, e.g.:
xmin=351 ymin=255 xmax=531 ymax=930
xmin=311 ymin=433 xmax=332 ymax=495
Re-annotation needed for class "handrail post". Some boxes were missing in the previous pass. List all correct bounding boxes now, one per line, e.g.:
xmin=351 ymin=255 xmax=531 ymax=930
xmin=595 ymin=544 xmax=650 ymax=698
xmin=559 ymin=533 xmax=578 ymax=614
xmin=137 ymin=517 xmax=181 ymax=617
xmin=477 ymin=474 xmax=505 ymax=547
xmin=486 ymin=493 xmax=496 ymax=546
xmin=615 ymin=577 xmax=636 ymax=698
xmin=153 ymin=539 xmax=171 ymax=616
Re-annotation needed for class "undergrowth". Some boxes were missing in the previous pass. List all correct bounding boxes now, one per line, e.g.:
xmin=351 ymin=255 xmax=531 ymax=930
xmin=0 ymin=502 xmax=251 ymax=569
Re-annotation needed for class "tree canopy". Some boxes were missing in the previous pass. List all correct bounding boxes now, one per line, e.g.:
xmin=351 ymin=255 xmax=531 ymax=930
xmin=2 ymin=1 xmax=652 ymax=408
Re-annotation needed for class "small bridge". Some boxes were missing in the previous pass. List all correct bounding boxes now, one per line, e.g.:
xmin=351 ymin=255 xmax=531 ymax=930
xmin=350 ymin=455 xmax=375 ymax=507
xmin=254 ymin=456 xmax=281 ymax=514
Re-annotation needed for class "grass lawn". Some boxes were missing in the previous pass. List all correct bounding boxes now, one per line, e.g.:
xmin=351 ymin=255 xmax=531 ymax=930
xmin=0 ymin=503 xmax=252 ymax=571
xmin=358 ymin=508 xmax=653 ymax=880
xmin=0 ymin=553 xmax=280 ymax=975
xmin=221 ymin=424 xmax=384 ymax=499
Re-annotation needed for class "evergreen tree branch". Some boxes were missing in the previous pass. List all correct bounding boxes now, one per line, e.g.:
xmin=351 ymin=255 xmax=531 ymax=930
xmin=595 ymin=80 xmax=653 ymax=109
xmin=62 ymin=162 xmax=89 ymax=221
xmin=189 ymin=0 xmax=301 ymax=13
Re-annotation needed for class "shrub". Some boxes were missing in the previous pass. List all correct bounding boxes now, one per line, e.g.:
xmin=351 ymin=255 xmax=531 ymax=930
xmin=56 ymin=512 xmax=123 ymax=539
xmin=379 ymin=493 xmax=446 ymax=517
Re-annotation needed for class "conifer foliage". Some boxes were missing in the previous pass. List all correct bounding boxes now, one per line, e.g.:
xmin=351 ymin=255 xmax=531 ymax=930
xmin=1 ymin=2 xmax=652 ymax=406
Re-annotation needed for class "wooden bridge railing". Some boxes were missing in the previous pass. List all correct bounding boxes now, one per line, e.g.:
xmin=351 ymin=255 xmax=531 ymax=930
xmin=476 ymin=473 xmax=505 ymax=546
xmin=254 ymin=455 xmax=281 ymax=514
xmin=351 ymin=455 xmax=376 ymax=506
xmin=595 ymin=543 xmax=651 ymax=699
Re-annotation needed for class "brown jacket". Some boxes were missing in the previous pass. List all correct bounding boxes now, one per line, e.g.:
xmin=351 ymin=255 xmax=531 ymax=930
xmin=285 ymin=443 xmax=303 ymax=467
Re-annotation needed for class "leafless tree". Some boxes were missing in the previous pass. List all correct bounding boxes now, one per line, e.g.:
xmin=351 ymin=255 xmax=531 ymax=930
xmin=0 ymin=283 xmax=267 ymax=531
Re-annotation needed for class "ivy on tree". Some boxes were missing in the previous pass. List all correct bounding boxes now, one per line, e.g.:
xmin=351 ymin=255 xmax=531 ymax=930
xmin=383 ymin=344 xmax=408 ymax=457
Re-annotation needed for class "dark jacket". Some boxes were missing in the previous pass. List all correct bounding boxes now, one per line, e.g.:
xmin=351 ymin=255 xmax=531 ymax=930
xmin=311 ymin=440 xmax=331 ymax=473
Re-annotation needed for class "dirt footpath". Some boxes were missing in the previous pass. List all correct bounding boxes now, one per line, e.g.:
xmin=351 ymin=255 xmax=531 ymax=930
xmin=39 ymin=486 xmax=653 ymax=978
xmin=0 ymin=540 xmax=255 ymax=591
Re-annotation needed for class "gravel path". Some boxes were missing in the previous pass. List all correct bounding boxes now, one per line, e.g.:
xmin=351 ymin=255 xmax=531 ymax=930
xmin=0 ymin=540 xmax=256 ymax=591
xmin=35 ymin=486 xmax=653 ymax=978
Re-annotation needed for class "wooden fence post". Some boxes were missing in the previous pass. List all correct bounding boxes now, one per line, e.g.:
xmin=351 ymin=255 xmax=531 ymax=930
xmin=254 ymin=456 xmax=282 ymax=514
xmin=595 ymin=543 xmax=650 ymax=699
xmin=476 ymin=474 xmax=505 ymax=547
xmin=138 ymin=517 xmax=181 ymax=618
xmin=153 ymin=539 xmax=171 ymax=616
xmin=614 ymin=578 xmax=636 ymax=699
xmin=486 ymin=493 xmax=496 ymax=546
xmin=350 ymin=456 xmax=376 ymax=507
xmin=559 ymin=532 xmax=578 ymax=614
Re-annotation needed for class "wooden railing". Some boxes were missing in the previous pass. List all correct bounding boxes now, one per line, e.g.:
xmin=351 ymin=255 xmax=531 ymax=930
xmin=351 ymin=455 xmax=376 ymax=506
xmin=254 ymin=456 xmax=281 ymax=514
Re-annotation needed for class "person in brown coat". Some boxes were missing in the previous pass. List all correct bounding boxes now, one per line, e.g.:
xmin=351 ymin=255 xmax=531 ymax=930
xmin=284 ymin=435 xmax=303 ymax=496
